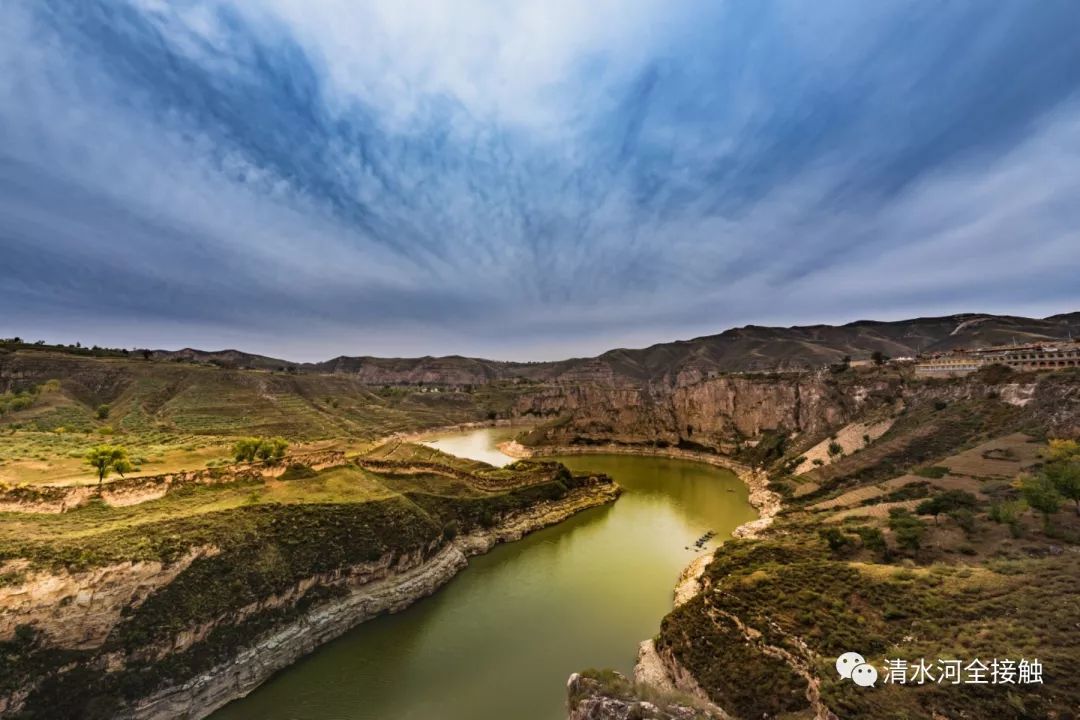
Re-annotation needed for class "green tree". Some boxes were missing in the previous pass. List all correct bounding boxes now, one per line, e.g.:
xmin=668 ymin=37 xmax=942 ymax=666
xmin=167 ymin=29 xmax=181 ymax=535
xmin=989 ymin=499 xmax=1026 ymax=538
xmin=233 ymin=437 xmax=263 ymax=462
xmin=96 ymin=403 xmax=110 ymax=420
xmin=871 ymin=350 xmax=887 ymax=366
xmin=1045 ymin=461 xmax=1080 ymax=515
xmin=827 ymin=441 xmax=844 ymax=460
xmin=233 ymin=436 xmax=288 ymax=463
xmin=85 ymin=445 xmax=131 ymax=486
xmin=1020 ymin=474 xmax=1062 ymax=529
xmin=255 ymin=437 xmax=289 ymax=461
xmin=916 ymin=490 xmax=978 ymax=524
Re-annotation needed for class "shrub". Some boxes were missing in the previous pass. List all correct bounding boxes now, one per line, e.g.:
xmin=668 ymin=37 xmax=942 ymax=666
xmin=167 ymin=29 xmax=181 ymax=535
xmin=1019 ymin=474 xmax=1062 ymax=530
xmin=819 ymin=527 xmax=854 ymax=555
xmin=888 ymin=508 xmax=926 ymax=555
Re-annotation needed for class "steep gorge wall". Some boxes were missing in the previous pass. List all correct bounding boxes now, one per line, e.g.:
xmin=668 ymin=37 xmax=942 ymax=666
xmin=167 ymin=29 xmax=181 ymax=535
xmin=514 ymin=372 xmax=896 ymax=450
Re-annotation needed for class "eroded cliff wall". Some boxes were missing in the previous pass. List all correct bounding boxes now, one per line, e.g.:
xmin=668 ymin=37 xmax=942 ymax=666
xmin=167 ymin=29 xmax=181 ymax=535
xmin=514 ymin=371 xmax=900 ymax=451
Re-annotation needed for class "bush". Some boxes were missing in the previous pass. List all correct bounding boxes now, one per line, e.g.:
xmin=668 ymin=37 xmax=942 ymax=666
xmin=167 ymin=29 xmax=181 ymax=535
xmin=888 ymin=508 xmax=926 ymax=555
xmin=819 ymin=527 xmax=854 ymax=555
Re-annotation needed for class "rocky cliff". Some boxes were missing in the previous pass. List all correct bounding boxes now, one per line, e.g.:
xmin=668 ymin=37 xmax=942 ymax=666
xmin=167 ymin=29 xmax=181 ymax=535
xmin=514 ymin=369 xmax=900 ymax=452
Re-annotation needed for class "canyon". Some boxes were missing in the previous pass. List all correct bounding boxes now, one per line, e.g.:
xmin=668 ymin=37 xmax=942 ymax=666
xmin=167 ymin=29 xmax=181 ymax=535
xmin=2 ymin=312 xmax=1079 ymax=720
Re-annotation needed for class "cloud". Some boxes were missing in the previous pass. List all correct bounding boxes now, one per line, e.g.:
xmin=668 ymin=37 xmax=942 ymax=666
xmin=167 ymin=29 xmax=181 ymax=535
xmin=1 ymin=0 xmax=1079 ymax=361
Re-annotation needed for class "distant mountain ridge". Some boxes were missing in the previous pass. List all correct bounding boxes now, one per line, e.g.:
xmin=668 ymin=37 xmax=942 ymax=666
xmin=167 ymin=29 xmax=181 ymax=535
xmin=150 ymin=312 xmax=1080 ymax=386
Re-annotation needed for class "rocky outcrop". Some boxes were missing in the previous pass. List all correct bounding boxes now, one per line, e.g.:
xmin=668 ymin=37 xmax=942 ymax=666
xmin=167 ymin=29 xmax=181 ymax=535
xmin=567 ymin=671 xmax=722 ymax=720
xmin=0 ymin=548 xmax=213 ymax=648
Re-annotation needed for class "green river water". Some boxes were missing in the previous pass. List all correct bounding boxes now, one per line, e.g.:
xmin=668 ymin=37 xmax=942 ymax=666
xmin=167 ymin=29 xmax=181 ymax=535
xmin=212 ymin=428 xmax=755 ymax=720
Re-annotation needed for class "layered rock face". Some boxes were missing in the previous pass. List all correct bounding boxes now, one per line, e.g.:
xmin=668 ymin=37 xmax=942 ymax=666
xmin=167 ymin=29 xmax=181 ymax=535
xmin=515 ymin=371 xmax=894 ymax=450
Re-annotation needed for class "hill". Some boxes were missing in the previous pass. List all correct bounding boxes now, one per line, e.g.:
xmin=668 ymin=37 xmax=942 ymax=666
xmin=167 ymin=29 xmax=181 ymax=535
xmin=143 ymin=312 xmax=1080 ymax=384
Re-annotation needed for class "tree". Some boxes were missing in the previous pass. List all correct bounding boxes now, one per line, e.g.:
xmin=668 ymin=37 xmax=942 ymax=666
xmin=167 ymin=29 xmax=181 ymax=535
xmin=1048 ymin=438 xmax=1080 ymax=463
xmin=96 ymin=404 xmax=110 ymax=420
xmin=827 ymin=441 xmax=844 ymax=460
xmin=255 ymin=437 xmax=288 ymax=461
xmin=233 ymin=436 xmax=288 ymax=463
xmin=233 ymin=437 xmax=263 ymax=462
xmin=85 ymin=445 xmax=131 ymax=486
xmin=916 ymin=490 xmax=978 ymax=524
xmin=871 ymin=350 xmax=888 ymax=366
xmin=1020 ymin=474 xmax=1062 ymax=529
xmin=989 ymin=499 xmax=1026 ymax=537
xmin=1045 ymin=461 xmax=1080 ymax=515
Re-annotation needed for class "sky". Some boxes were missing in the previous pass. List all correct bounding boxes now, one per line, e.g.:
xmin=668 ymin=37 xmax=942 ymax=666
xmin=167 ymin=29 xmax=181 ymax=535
xmin=2 ymin=1 xmax=1079 ymax=362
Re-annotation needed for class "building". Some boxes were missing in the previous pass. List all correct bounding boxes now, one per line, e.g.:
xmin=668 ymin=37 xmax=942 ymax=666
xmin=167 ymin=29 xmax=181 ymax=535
xmin=914 ymin=342 xmax=1080 ymax=377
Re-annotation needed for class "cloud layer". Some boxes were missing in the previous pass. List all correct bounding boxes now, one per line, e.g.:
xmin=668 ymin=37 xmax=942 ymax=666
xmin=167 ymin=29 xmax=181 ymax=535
xmin=2 ymin=0 xmax=1079 ymax=360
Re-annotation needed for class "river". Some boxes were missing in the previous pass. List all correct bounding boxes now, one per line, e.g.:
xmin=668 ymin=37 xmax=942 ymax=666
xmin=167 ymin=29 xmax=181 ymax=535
xmin=212 ymin=428 xmax=755 ymax=720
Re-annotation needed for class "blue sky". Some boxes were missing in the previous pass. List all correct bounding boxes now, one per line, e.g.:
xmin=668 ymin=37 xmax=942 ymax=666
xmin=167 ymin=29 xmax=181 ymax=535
xmin=2 ymin=0 xmax=1079 ymax=361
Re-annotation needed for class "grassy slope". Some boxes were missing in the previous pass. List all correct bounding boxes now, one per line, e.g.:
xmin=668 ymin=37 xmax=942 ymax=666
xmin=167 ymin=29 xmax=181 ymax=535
xmin=0 ymin=351 xmax=536 ymax=485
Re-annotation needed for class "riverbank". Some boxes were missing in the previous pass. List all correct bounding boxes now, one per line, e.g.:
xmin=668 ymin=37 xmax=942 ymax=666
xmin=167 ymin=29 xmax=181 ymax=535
xmin=502 ymin=441 xmax=778 ymax=720
xmin=129 ymin=480 xmax=621 ymax=720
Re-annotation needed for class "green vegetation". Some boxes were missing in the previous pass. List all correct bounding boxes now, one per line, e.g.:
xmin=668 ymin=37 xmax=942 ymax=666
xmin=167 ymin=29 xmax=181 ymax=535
xmin=1019 ymin=474 xmax=1062 ymax=529
xmin=887 ymin=508 xmax=926 ymax=554
xmin=84 ymin=445 xmax=132 ymax=486
xmin=1044 ymin=439 xmax=1080 ymax=514
xmin=232 ymin=436 xmax=289 ymax=462
xmin=0 ymin=381 xmax=59 ymax=417
xmin=916 ymin=489 xmax=978 ymax=523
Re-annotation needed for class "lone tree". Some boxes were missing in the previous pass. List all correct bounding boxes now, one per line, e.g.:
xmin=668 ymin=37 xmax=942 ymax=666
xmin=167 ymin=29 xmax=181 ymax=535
xmin=86 ymin=445 xmax=131 ymax=486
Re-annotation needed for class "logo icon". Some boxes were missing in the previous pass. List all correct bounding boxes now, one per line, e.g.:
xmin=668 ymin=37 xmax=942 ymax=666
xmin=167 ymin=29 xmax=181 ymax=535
xmin=837 ymin=651 xmax=878 ymax=687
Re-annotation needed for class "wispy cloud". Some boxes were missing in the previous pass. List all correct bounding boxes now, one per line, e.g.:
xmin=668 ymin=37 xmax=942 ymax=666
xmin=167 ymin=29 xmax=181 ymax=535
xmin=1 ymin=0 xmax=1078 ymax=360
